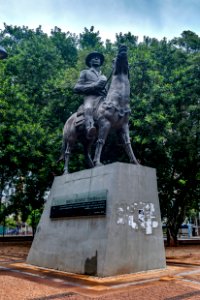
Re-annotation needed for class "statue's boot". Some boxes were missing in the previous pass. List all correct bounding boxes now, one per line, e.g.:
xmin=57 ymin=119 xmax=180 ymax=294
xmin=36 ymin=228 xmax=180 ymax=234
xmin=85 ymin=115 xmax=96 ymax=139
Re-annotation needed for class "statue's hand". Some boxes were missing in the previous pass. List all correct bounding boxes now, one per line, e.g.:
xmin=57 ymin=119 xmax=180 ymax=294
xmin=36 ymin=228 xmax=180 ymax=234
xmin=96 ymin=75 xmax=107 ymax=89
xmin=100 ymin=75 xmax=107 ymax=81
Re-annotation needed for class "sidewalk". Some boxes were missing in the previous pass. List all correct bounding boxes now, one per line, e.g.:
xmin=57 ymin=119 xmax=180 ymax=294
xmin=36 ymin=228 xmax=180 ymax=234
xmin=0 ymin=243 xmax=200 ymax=299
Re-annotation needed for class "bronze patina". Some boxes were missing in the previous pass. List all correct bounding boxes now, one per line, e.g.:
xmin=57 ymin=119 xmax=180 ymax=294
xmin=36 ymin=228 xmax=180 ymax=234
xmin=60 ymin=45 xmax=138 ymax=173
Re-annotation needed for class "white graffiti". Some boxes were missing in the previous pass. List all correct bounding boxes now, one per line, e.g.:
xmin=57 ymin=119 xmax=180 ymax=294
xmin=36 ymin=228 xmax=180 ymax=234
xmin=116 ymin=202 xmax=159 ymax=235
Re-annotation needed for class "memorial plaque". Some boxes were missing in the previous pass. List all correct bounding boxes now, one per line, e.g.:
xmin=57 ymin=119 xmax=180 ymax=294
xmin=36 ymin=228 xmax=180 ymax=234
xmin=50 ymin=190 xmax=107 ymax=218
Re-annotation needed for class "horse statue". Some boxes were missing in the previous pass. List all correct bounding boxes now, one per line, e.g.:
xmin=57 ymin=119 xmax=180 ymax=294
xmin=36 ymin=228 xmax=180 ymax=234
xmin=60 ymin=45 xmax=138 ymax=174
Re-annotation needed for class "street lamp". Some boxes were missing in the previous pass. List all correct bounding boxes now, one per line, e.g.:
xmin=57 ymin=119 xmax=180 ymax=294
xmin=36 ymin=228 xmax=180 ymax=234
xmin=0 ymin=46 xmax=8 ymax=60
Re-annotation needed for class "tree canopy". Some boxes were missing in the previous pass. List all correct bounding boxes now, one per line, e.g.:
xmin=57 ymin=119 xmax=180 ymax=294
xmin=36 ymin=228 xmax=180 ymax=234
xmin=0 ymin=24 xmax=199 ymax=243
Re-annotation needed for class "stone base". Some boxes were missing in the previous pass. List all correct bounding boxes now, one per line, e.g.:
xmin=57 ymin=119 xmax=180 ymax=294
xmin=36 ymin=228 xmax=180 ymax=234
xmin=27 ymin=162 xmax=166 ymax=277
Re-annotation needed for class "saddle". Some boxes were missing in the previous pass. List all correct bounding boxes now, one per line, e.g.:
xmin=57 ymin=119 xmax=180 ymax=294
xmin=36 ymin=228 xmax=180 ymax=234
xmin=75 ymin=100 xmax=131 ymax=128
xmin=75 ymin=96 xmax=104 ymax=128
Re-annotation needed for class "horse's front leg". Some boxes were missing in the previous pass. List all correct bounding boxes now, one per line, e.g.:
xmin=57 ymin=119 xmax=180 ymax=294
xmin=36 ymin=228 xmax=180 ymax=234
xmin=83 ymin=139 xmax=95 ymax=168
xmin=119 ymin=123 xmax=139 ymax=165
xmin=63 ymin=143 xmax=72 ymax=174
xmin=93 ymin=119 xmax=111 ymax=167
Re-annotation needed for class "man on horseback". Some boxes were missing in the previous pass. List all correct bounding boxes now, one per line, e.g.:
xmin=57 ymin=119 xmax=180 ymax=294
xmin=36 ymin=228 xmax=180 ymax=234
xmin=74 ymin=51 xmax=107 ymax=139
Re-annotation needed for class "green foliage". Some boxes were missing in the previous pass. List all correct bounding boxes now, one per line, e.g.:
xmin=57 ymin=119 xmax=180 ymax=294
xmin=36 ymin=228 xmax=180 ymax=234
xmin=50 ymin=26 xmax=78 ymax=66
xmin=115 ymin=32 xmax=138 ymax=48
xmin=26 ymin=209 xmax=43 ymax=235
xmin=173 ymin=30 xmax=200 ymax=53
xmin=0 ymin=24 xmax=199 ymax=244
xmin=79 ymin=26 xmax=103 ymax=50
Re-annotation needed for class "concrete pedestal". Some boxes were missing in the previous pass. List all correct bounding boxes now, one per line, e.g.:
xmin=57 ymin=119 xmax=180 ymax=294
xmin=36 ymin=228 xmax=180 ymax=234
xmin=27 ymin=163 xmax=166 ymax=277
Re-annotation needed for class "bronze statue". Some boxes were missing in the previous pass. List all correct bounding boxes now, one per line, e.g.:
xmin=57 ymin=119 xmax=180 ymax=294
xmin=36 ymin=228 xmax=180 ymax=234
xmin=60 ymin=45 xmax=138 ymax=174
xmin=74 ymin=51 xmax=107 ymax=139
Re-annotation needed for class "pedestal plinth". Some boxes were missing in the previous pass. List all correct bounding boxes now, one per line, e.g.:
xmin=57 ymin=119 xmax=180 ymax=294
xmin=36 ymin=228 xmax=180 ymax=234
xmin=27 ymin=162 xmax=166 ymax=277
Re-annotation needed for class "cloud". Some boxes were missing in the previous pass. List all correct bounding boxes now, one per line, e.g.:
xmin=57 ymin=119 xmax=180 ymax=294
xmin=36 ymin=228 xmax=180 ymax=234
xmin=0 ymin=0 xmax=199 ymax=42
xmin=158 ymin=0 xmax=200 ymax=38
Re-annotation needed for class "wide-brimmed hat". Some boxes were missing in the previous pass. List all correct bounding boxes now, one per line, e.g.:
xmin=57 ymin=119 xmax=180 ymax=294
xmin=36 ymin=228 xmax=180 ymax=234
xmin=85 ymin=51 xmax=104 ymax=67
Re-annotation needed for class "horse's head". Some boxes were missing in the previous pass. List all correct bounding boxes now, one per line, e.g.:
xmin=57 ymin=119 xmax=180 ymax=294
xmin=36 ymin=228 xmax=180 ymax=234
xmin=113 ymin=45 xmax=129 ymax=76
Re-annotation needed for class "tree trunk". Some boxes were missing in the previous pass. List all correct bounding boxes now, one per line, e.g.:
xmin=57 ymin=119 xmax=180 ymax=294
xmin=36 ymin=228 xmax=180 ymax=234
xmin=166 ymin=227 xmax=178 ymax=246
xmin=31 ymin=211 xmax=36 ymax=237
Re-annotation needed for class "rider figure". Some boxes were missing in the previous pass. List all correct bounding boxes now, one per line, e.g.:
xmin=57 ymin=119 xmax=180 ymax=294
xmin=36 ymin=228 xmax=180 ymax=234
xmin=74 ymin=51 xmax=107 ymax=139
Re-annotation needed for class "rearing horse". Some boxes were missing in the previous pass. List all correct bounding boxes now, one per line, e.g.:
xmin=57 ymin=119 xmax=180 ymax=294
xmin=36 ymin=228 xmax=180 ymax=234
xmin=61 ymin=45 xmax=138 ymax=174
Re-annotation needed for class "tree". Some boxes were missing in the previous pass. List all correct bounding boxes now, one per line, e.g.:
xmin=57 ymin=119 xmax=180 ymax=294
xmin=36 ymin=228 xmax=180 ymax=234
xmin=0 ymin=25 xmax=65 ymax=232
xmin=173 ymin=30 xmax=200 ymax=53
xmin=0 ymin=25 xmax=199 ymax=244
xmin=78 ymin=26 xmax=103 ymax=50
xmin=115 ymin=32 xmax=138 ymax=48
xmin=128 ymin=34 xmax=200 ymax=245
xmin=50 ymin=26 xmax=78 ymax=66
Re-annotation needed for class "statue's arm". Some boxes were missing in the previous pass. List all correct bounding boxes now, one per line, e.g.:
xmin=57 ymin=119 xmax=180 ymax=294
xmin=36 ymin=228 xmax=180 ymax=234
xmin=74 ymin=71 xmax=107 ymax=95
xmin=74 ymin=70 xmax=97 ymax=94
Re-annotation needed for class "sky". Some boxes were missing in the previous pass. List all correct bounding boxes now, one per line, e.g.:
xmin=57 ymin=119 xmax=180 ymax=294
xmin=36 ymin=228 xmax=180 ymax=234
xmin=0 ymin=0 xmax=200 ymax=42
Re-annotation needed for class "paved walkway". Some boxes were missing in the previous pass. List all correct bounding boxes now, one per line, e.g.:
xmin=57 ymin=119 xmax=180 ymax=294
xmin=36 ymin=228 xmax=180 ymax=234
xmin=0 ymin=244 xmax=200 ymax=299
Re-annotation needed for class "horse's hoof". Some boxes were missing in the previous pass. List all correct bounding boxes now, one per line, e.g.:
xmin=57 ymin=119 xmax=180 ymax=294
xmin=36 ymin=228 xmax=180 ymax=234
xmin=131 ymin=160 xmax=139 ymax=165
xmin=94 ymin=162 xmax=103 ymax=167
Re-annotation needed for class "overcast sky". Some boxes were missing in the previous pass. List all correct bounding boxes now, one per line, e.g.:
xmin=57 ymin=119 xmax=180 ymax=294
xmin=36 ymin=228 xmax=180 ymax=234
xmin=0 ymin=0 xmax=200 ymax=42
